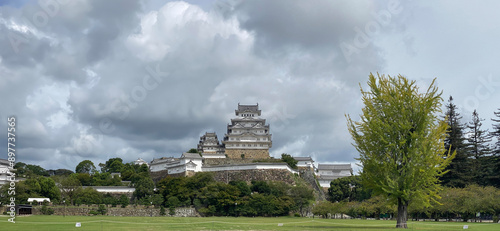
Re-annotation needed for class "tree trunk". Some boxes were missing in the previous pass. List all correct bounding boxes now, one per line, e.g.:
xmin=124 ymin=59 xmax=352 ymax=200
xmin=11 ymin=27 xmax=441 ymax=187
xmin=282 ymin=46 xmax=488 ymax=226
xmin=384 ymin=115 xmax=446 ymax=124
xmin=396 ymin=198 xmax=408 ymax=228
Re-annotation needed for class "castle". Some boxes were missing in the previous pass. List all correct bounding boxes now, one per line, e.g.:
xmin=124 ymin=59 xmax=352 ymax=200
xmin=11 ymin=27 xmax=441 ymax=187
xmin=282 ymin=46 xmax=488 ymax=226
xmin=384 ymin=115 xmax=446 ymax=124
xmin=196 ymin=104 xmax=273 ymax=159
xmin=146 ymin=104 xmax=352 ymax=187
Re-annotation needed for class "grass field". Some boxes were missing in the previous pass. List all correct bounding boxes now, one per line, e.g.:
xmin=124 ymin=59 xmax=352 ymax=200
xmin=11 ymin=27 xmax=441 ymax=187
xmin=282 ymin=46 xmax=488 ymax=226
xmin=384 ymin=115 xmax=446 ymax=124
xmin=0 ymin=215 xmax=498 ymax=231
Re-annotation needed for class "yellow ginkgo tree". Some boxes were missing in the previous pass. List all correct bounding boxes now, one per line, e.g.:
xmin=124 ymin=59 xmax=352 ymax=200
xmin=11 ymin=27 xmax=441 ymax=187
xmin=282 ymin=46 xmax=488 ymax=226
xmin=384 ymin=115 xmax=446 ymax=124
xmin=347 ymin=73 xmax=455 ymax=228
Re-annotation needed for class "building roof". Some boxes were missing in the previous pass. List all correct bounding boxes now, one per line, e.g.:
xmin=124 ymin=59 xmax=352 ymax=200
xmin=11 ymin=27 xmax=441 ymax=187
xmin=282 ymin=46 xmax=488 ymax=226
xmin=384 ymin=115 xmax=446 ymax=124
xmin=181 ymin=153 xmax=204 ymax=159
xmin=317 ymin=164 xmax=352 ymax=170
xmin=0 ymin=159 xmax=9 ymax=166
xmin=150 ymin=157 xmax=178 ymax=165
xmin=134 ymin=158 xmax=148 ymax=164
xmin=27 ymin=198 xmax=50 ymax=202
xmin=237 ymin=104 xmax=259 ymax=112
xmin=293 ymin=156 xmax=313 ymax=161
xmin=82 ymin=186 xmax=134 ymax=190
xmin=203 ymin=132 xmax=217 ymax=137
xmin=235 ymin=103 xmax=261 ymax=116
xmin=318 ymin=175 xmax=342 ymax=180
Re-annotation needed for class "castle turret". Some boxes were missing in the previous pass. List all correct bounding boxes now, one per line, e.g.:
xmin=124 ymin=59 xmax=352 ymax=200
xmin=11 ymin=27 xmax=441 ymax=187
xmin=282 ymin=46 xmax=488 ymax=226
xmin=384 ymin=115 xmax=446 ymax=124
xmin=197 ymin=132 xmax=225 ymax=158
xmin=222 ymin=104 xmax=272 ymax=159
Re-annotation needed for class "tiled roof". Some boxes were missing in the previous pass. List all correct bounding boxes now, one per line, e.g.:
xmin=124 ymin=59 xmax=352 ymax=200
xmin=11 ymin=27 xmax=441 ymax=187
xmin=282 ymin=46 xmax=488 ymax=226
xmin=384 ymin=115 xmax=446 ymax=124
xmin=181 ymin=153 xmax=203 ymax=159
xmin=0 ymin=159 xmax=9 ymax=166
xmin=317 ymin=164 xmax=352 ymax=170
xmin=318 ymin=175 xmax=342 ymax=180
xmin=237 ymin=104 xmax=259 ymax=112
xmin=293 ymin=156 xmax=313 ymax=161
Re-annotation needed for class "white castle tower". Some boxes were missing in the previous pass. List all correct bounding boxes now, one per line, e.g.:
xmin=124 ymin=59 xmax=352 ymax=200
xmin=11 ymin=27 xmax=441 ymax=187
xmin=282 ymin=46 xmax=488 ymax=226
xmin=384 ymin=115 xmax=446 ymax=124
xmin=222 ymin=104 xmax=272 ymax=159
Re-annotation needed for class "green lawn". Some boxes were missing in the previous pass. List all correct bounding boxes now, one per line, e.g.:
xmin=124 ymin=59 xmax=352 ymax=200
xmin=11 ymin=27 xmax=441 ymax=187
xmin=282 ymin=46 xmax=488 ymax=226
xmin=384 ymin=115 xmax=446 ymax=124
xmin=0 ymin=215 xmax=498 ymax=231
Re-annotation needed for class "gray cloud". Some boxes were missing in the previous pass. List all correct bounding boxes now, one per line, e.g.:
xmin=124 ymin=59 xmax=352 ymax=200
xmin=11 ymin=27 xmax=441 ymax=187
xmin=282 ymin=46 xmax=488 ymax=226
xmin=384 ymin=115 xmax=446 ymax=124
xmin=1 ymin=0 xmax=499 ymax=173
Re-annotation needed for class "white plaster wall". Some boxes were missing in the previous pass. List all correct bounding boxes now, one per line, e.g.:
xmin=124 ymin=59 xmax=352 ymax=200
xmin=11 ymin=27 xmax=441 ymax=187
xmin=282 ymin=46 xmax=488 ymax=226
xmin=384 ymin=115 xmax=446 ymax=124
xmin=94 ymin=188 xmax=136 ymax=193
xmin=202 ymin=164 xmax=298 ymax=174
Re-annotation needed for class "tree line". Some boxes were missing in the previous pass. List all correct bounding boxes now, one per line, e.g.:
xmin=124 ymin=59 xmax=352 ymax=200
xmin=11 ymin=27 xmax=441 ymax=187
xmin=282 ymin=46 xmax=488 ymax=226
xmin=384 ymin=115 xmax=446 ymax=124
xmin=345 ymin=74 xmax=500 ymax=228
xmin=156 ymin=172 xmax=314 ymax=217
xmin=320 ymin=176 xmax=500 ymax=222
xmin=440 ymin=96 xmax=500 ymax=188
xmin=1 ymin=156 xmax=315 ymax=217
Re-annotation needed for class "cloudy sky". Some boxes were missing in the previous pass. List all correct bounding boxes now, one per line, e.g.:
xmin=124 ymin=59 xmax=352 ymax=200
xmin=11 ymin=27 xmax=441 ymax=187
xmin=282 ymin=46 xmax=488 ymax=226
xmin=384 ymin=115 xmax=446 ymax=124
xmin=1 ymin=0 xmax=499 ymax=173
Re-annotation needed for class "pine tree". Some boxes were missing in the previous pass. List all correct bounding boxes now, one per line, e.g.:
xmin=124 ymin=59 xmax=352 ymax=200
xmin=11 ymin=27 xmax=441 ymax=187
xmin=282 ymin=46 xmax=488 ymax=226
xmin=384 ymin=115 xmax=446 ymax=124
xmin=440 ymin=96 xmax=471 ymax=187
xmin=489 ymin=108 xmax=500 ymax=187
xmin=466 ymin=110 xmax=492 ymax=186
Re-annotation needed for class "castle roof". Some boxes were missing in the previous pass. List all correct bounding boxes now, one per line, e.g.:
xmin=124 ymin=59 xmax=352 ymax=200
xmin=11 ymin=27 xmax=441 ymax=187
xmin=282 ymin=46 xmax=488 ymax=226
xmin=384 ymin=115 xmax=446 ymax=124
xmin=0 ymin=159 xmax=9 ymax=166
xmin=293 ymin=156 xmax=313 ymax=161
xmin=237 ymin=104 xmax=259 ymax=112
xmin=236 ymin=103 xmax=261 ymax=116
xmin=181 ymin=153 xmax=203 ymax=159
xmin=317 ymin=164 xmax=351 ymax=170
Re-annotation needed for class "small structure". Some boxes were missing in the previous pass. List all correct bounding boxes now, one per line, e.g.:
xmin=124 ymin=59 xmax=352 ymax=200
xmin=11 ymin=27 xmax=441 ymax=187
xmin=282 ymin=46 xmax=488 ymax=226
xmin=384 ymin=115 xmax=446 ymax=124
xmin=27 ymin=198 xmax=51 ymax=205
xmin=0 ymin=159 xmax=14 ymax=185
xmin=197 ymin=132 xmax=225 ymax=158
xmin=149 ymin=153 xmax=203 ymax=176
xmin=293 ymin=156 xmax=314 ymax=169
xmin=16 ymin=204 xmax=33 ymax=215
xmin=110 ymin=172 xmax=121 ymax=178
xmin=81 ymin=186 xmax=135 ymax=194
xmin=202 ymin=162 xmax=299 ymax=174
xmin=133 ymin=158 xmax=149 ymax=167
xmin=316 ymin=164 xmax=353 ymax=188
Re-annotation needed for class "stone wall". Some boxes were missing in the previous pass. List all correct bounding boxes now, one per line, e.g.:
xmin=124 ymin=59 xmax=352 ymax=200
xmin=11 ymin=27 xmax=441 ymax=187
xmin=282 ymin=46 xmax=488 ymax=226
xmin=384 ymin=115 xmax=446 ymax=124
xmin=203 ymin=158 xmax=256 ymax=166
xmin=150 ymin=170 xmax=187 ymax=183
xmin=298 ymin=168 xmax=326 ymax=201
xmin=32 ymin=205 xmax=199 ymax=217
xmin=213 ymin=169 xmax=296 ymax=184
xmin=225 ymin=149 xmax=270 ymax=159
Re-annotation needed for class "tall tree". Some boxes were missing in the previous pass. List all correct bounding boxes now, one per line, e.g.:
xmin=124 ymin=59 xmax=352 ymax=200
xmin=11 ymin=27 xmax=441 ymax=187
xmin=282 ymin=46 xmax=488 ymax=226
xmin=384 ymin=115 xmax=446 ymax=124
xmin=99 ymin=158 xmax=124 ymax=173
xmin=490 ymin=109 xmax=500 ymax=187
xmin=328 ymin=175 xmax=371 ymax=202
xmin=492 ymin=109 xmax=500 ymax=154
xmin=347 ymin=73 xmax=453 ymax=228
xmin=467 ymin=110 xmax=492 ymax=186
xmin=75 ymin=160 xmax=97 ymax=174
xmin=440 ymin=96 xmax=471 ymax=187
xmin=281 ymin=153 xmax=298 ymax=169
xmin=38 ymin=177 xmax=61 ymax=202
xmin=60 ymin=175 xmax=82 ymax=204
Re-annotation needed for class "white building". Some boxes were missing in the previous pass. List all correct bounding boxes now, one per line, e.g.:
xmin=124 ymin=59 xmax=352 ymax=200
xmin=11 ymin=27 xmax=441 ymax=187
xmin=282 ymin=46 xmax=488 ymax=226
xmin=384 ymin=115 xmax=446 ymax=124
xmin=202 ymin=162 xmax=299 ymax=175
xmin=81 ymin=186 xmax=135 ymax=194
xmin=222 ymin=104 xmax=273 ymax=159
xmin=133 ymin=158 xmax=149 ymax=167
xmin=149 ymin=153 xmax=203 ymax=175
xmin=197 ymin=132 xmax=226 ymax=158
xmin=27 ymin=198 xmax=51 ymax=205
xmin=293 ymin=156 xmax=314 ymax=169
xmin=0 ymin=159 xmax=14 ymax=185
xmin=316 ymin=164 xmax=353 ymax=188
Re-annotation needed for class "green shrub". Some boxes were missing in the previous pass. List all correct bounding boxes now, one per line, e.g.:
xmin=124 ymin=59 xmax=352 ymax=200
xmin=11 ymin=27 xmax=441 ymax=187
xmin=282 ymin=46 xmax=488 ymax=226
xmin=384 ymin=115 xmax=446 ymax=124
xmin=120 ymin=194 xmax=129 ymax=208
xmin=160 ymin=206 xmax=166 ymax=216
xmin=97 ymin=204 xmax=107 ymax=215
xmin=294 ymin=213 xmax=301 ymax=217
xmin=40 ymin=205 xmax=54 ymax=215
